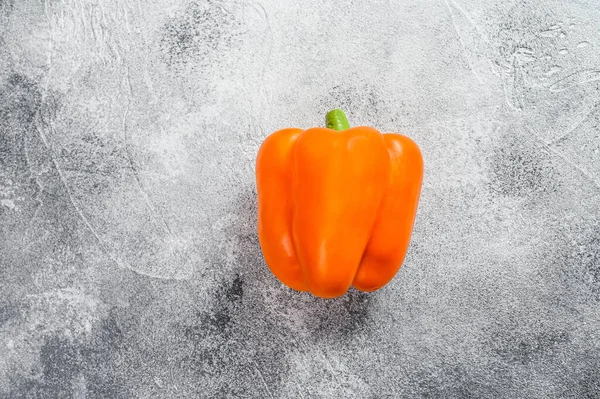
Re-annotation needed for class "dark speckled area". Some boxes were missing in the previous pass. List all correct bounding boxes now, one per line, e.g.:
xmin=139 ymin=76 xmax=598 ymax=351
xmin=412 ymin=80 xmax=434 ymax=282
xmin=160 ymin=0 xmax=241 ymax=70
xmin=489 ymin=125 xmax=559 ymax=198
xmin=2 ymin=0 xmax=600 ymax=397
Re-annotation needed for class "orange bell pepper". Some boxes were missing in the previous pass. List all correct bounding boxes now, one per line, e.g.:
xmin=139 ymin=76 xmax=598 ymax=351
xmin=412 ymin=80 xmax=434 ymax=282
xmin=256 ymin=109 xmax=423 ymax=298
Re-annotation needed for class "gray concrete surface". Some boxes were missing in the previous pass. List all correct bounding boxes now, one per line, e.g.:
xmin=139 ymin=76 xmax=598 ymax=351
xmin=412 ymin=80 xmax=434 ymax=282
xmin=1 ymin=0 xmax=600 ymax=397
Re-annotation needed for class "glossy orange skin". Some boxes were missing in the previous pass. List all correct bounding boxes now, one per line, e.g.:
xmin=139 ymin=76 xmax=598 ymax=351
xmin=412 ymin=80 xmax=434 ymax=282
xmin=256 ymin=126 xmax=423 ymax=298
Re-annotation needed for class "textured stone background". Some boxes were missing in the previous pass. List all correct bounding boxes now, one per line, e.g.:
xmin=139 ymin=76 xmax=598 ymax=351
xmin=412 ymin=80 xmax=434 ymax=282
xmin=1 ymin=0 xmax=600 ymax=397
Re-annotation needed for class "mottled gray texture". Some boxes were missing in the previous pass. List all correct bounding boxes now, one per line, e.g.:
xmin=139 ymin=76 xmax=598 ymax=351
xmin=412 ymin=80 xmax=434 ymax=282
xmin=1 ymin=0 xmax=600 ymax=397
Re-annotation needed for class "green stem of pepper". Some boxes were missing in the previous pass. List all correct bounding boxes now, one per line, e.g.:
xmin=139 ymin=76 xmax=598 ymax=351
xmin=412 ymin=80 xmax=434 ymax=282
xmin=325 ymin=109 xmax=350 ymax=131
